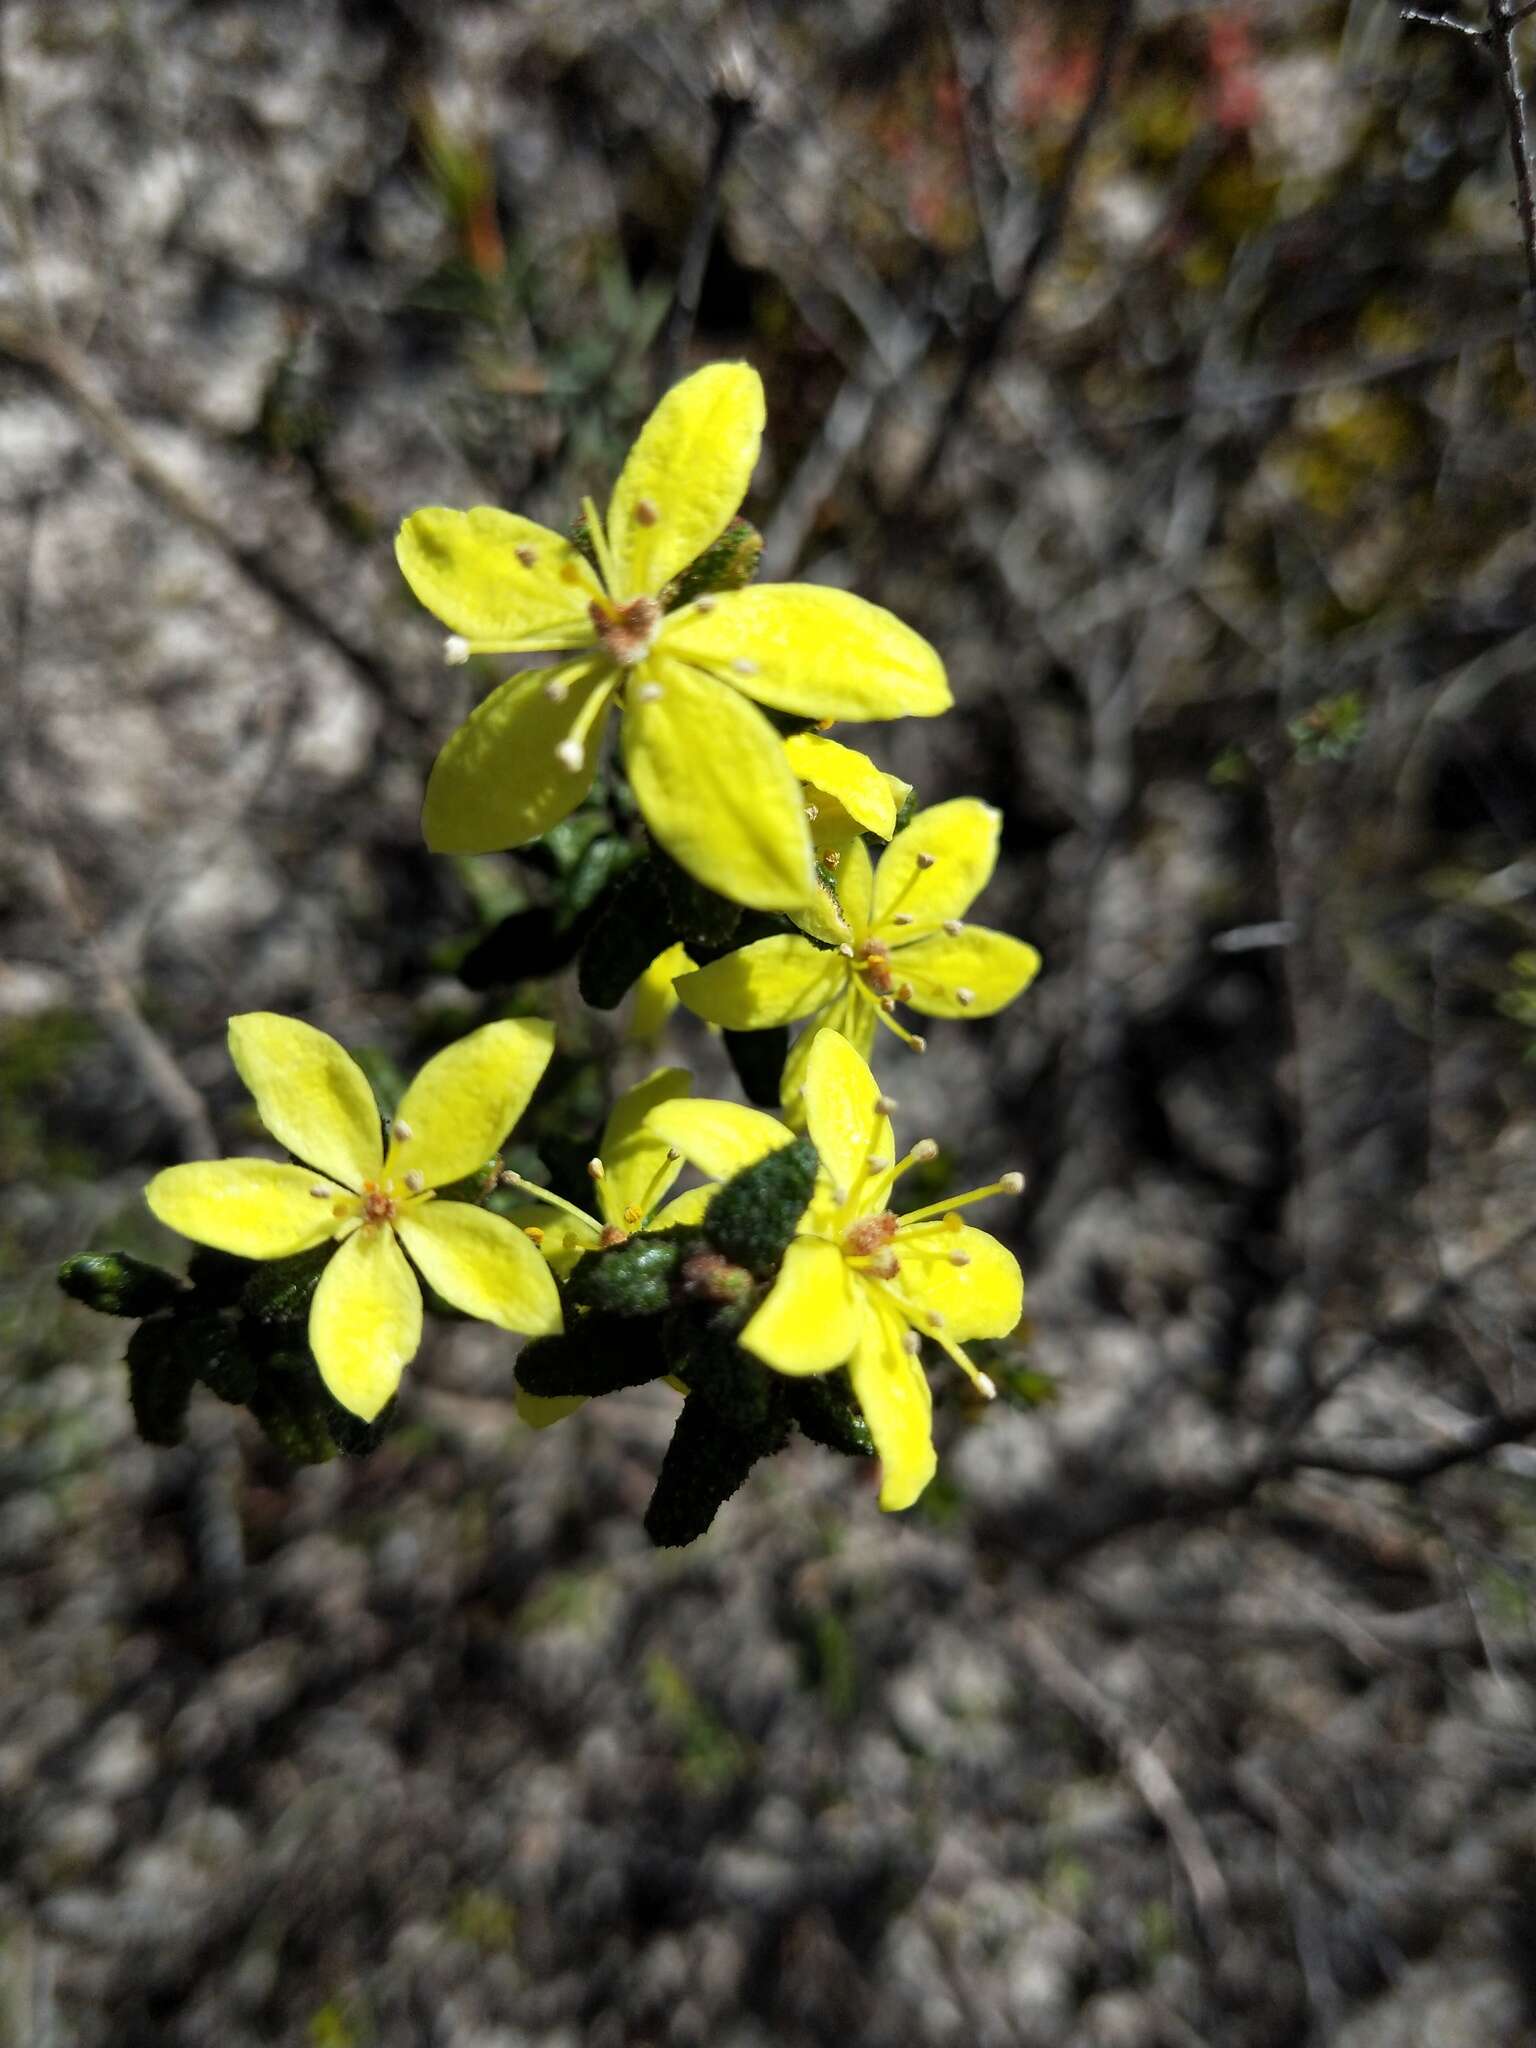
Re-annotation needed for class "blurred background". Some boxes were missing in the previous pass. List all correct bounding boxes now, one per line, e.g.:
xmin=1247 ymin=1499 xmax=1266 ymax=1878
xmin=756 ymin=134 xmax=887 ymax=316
xmin=4 ymin=1 xmax=1536 ymax=2042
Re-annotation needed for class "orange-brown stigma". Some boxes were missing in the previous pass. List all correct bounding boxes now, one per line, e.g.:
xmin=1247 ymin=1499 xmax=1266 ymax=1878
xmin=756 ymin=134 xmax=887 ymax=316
xmin=843 ymin=1208 xmax=900 ymax=1278
xmin=589 ymin=596 xmax=661 ymax=667
xmin=358 ymin=1178 xmax=399 ymax=1227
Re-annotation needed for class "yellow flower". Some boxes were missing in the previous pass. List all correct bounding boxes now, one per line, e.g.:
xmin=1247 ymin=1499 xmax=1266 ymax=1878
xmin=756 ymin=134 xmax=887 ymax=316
xmin=502 ymin=1067 xmax=713 ymax=1429
xmin=674 ymin=797 xmax=1041 ymax=1116
xmin=145 ymin=1014 xmax=562 ymax=1421
xmin=647 ymin=1028 xmax=1025 ymax=1511
xmin=396 ymin=362 xmax=951 ymax=911
xmin=628 ymin=940 xmax=696 ymax=1048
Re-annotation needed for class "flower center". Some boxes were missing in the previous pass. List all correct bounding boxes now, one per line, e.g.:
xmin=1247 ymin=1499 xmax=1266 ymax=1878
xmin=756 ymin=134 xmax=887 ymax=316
xmin=855 ymin=937 xmax=895 ymax=997
xmin=359 ymin=1178 xmax=398 ymax=1227
xmin=590 ymin=596 xmax=662 ymax=667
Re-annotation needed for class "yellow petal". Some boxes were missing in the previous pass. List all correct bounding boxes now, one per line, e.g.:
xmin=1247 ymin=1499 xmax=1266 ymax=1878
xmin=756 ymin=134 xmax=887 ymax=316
xmin=396 ymin=1200 xmax=563 ymax=1334
xmin=422 ymin=657 xmax=615 ymax=855
xmin=871 ymin=798 xmax=1000 ymax=935
xmin=387 ymin=1018 xmax=555 ymax=1190
xmin=897 ymin=1223 xmax=1022 ymax=1340
xmin=309 ymin=1224 xmax=422 ymax=1421
xmin=606 ymin=362 xmax=765 ymax=601
xmin=786 ymin=733 xmax=899 ymax=840
xmin=395 ymin=507 xmax=601 ymax=648
xmin=848 ymin=1288 xmax=936 ymax=1511
xmin=778 ymin=984 xmax=870 ymax=1129
xmin=832 ymin=836 xmax=875 ymax=937
xmin=622 ymin=657 xmax=816 ymax=911
xmin=146 ymin=1159 xmax=345 ymax=1258
xmin=644 ymin=1097 xmax=792 ymax=1181
xmin=517 ymin=1387 xmax=586 ymax=1429
xmin=227 ymin=1014 xmax=382 ymax=1192
xmin=661 ymin=584 xmax=951 ymax=721
xmin=629 ymin=941 xmax=696 ymax=1047
xmin=741 ymin=1234 xmax=860 ymax=1375
xmin=894 ymin=927 xmax=1041 ymax=1019
xmin=675 ymin=936 xmax=846 ymax=1031
xmin=790 ymin=875 xmax=853 ymax=948
xmin=648 ymin=1185 xmax=715 ymax=1230
xmin=801 ymin=1027 xmax=892 ymax=1206
xmin=600 ymin=1066 xmax=692 ymax=1223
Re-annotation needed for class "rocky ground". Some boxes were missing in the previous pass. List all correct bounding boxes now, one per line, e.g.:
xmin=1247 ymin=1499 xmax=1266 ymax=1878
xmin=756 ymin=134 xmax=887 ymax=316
xmin=4 ymin=3 xmax=1536 ymax=2043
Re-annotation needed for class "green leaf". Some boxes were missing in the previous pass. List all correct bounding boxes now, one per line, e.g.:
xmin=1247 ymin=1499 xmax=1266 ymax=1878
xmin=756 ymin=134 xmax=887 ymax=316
xmin=58 ymin=1250 xmax=181 ymax=1319
xmin=515 ymin=1313 xmax=670 ymax=1398
xmin=704 ymin=1136 xmax=817 ymax=1277
xmin=664 ymin=1301 xmax=771 ymax=1432
xmin=249 ymin=1363 xmax=338 ymax=1466
xmin=125 ymin=1320 xmax=197 ymax=1446
xmin=654 ymin=846 xmax=742 ymax=949
xmin=563 ymin=1232 xmax=687 ymax=1318
xmin=643 ymin=1391 xmax=791 ymax=1548
xmin=457 ymin=906 xmax=588 ymax=989
xmin=185 ymin=1246 xmax=255 ymax=1307
xmin=240 ymin=1242 xmax=335 ymax=1324
xmin=660 ymin=516 xmax=764 ymax=611
xmin=578 ymin=858 xmax=682 ymax=1009
xmin=789 ymin=1369 xmax=874 ymax=1457
xmin=175 ymin=1311 xmax=258 ymax=1405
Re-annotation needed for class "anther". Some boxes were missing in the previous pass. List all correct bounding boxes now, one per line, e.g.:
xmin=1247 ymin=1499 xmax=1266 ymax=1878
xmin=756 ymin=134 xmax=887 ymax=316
xmin=393 ymin=1121 xmax=413 ymax=1143
xmin=910 ymin=1035 xmax=927 ymax=1053
xmin=587 ymin=1158 xmax=606 ymax=1181
xmin=944 ymin=919 xmax=964 ymax=936
xmin=948 ymin=1250 xmax=970 ymax=1267
xmin=896 ymin=982 xmax=913 ymax=1002
xmin=310 ymin=1184 xmax=330 ymax=1199
xmin=444 ymin=635 xmax=470 ymax=665
xmin=524 ymin=1225 xmax=545 ymax=1244
xmin=634 ymin=498 xmax=658 ymax=526
xmin=916 ymin=851 xmax=936 ymax=870
xmin=875 ymin=1094 xmax=900 ymax=1114
xmin=910 ymin=1139 xmax=938 ymax=1163
xmin=820 ymin=848 xmax=841 ymax=869
xmin=545 ymin=677 xmax=571 ymax=703
xmin=866 ymin=1155 xmax=890 ymax=1172
xmin=838 ymin=942 xmax=855 ymax=958
xmin=892 ymin=913 xmax=913 ymax=926
xmin=955 ymin=986 xmax=975 ymax=1007
xmin=902 ymin=1330 xmax=922 ymax=1354
xmin=667 ymin=1147 xmax=683 ymax=1162
xmin=976 ymin=1373 xmax=997 ymax=1401
xmin=515 ymin=544 xmax=538 ymax=567
xmin=927 ymin=1309 xmax=946 ymax=1330
xmin=696 ymin=596 xmax=716 ymax=613
xmin=404 ymin=1169 xmax=425 ymax=1193
xmin=331 ymin=1200 xmax=351 ymax=1218
xmin=1000 ymin=1171 xmax=1025 ymax=1194
xmin=634 ymin=682 xmax=663 ymax=704
xmin=623 ymin=1204 xmax=643 ymax=1226
xmin=805 ymin=803 xmax=819 ymax=822
xmin=732 ymin=657 xmax=759 ymax=676
xmin=555 ymin=738 xmax=585 ymax=772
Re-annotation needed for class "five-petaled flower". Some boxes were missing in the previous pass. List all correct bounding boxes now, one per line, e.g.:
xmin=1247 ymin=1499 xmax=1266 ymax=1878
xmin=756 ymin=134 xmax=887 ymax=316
xmin=646 ymin=1027 xmax=1025 ymax=1510
xmin=395 ymin=362 xmax=951 ymax=911
xmin=674 ymin=797 xmax=1040 ymax=1116
xmin=145 ymin=1014 xmax=562 ymax=1420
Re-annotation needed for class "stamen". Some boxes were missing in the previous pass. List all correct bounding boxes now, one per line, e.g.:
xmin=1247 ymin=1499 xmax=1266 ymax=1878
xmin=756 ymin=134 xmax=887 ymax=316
xmin=850 ymin=972 xmax=928 ymax=1051
xmin=580 ymin=495 xmax=620 ymax=594
xmin=896 ymin=1176 xmax=1023 ymax=1229
xmin=524 ymin=1225 xmax=544 ymax=1244
xmin=634 ymin=498 xmax=659 ymax=527
xmin=944 ymin=919 xmax=964 ymax=937
xmin=515 ymin=544 xmax=538 ymax=568
xmin=545 ymin=676 xmax=571 ymax=704
xmin=587 ymin=1158 xmax=606 ymax=1181
xmin=634 ymin=1149 xmax=684 ymax=1227
xmin=555 ymin=738 xmax=584 ymax=772
xmin=902 ymin=1329 xmax=922 ymax=1354
xmin=949 ymin=1250 xmax=970 ymax=1267
xmin=392 ymin=1121 xmax=413 ymax=1143
xmin=404 ymin=1169 xmax=425 ymax=1193
xmin=696 ymin=596 xmax=716 ymax=614
xmin=956 ymin=987 xmax=975 ymax=1007
xmin=838 ymin=943 xmax=855 ymax=959
xmin=820 ymin=848 xmax=841 ymax=870
xmin=917 ymin=852 xmax=936 ymax=870
xmin=623 ymin=1204 xmax=643 ymax=1226
xmin=634 ymin=682 xmax=663 ymax=704
xmin=554 ymin=673 xmax=616 ymax=772
xmin=732 ymin=657 xmax=759 ymax=677
xmin=310 ymin=1184 xmax=331 ymax=1199
xmin=866 ymin=1155 xmax=890 ymax=1173
xmin=331 ymin=1200 xmax=351 ymax=1219
xmin=444 ymin=635 xmax=471 ymax=665
xmin=500 ymin=1168 xmax=601 ymax=1235
xmin=805 ymin=803 xmax=819 ymax=822
xmin=892 ymin=913 xmax=913 ymax=926
xmin=875 ymin=1094 xmax=899 ymax=1114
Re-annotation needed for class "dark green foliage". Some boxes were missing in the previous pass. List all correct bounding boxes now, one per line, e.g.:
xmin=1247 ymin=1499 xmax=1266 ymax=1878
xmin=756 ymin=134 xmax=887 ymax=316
xmin=789 ymin=1370 xmax=874 ymax=1458
xmin=563 ymin=1232 xmax=687 ymax=1317
xmin=125 ymin=1319 xmax=197 ymax=1446
xmin=458 ymin=835 xmax=637 ymax=991
xmin=654 ymin=847 xmax=741 ymax=949
xmin=177 ymin=1312 xmax=259 ymax=1405
xmin=58 ymin=1250 xmax=181 ymax=1318
xmin=644 ymin=1389 xmax=792 ymax=1547
xmin=325 ymin=1388 xmax=396 ymax=1457
xmin=704 ymin=1137 xmax=817 ymax=1277
xmin=433 ymin=1156 xmax=503 ymax=1206
xmin=664 ymin=1302 xmax=772 ymax=1432
xmin=660 ymin=516 xmax=763 ymax=611
xmin=515 ymin=1313 xmax=670 ymax=1398
xmin=184 ymin=1246 xmax=255 ymax=1307
xmin=890 ymin=783 xmax=919 ymax=836
xmin=723 ymin=1026 xmax=789 ymax=1108
xmin=578 ymin=859 xmax=681 ymax=1008
xmin=249 ymin=1363 xmax=339 ymax=1466
xmin=240 ymin=1242 xmax=335 ymax=1324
